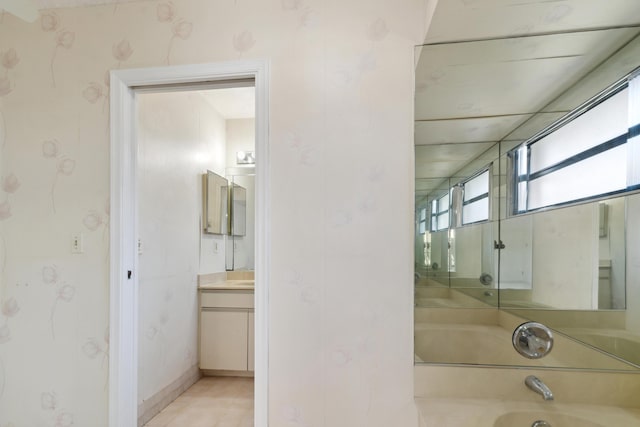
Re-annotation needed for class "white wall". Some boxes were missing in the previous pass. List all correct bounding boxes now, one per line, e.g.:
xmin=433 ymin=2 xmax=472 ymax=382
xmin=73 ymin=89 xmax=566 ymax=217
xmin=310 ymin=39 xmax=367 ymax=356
xmin=532 ymin=204 xmax=597 ymax=309
xmin=136 ymin=91 xmax=226 ymax=406
xmin=226 ymin=119 xmax=255 ymax=271
xmin=226 ymin=118 xmax=255 ymax=171
xmin=451 ymin=222 xmax=495 ymax=285
xmin=0 ymin=0 xmax=424 ymax=425
xmin=428 ymin=230 xmax=449 ymax=276
xmin=500 ymin=215 xmax=533 ymax=288
xmin=453 ymin=225 xmax=482 ymax=279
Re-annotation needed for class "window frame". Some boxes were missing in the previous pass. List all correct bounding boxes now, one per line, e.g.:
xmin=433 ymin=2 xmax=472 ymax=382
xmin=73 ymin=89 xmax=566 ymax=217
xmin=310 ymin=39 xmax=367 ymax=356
xmin=430 ymin=192 xmax=450 ymax=232
xmin=510 ymin=71 xmax=640 ymax=216
xmin=459 ymin=166 xmax=491 ymax=226
xmin=418 ymin=206 xmax=427 ymax=235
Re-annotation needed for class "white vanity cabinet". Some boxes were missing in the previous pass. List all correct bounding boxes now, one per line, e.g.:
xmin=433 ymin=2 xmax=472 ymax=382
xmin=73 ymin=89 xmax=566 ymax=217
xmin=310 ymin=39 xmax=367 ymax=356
xmin=247 ymin=311 xmax=254 ymax=371
xmin=199 ymin=289 xmax=254 ymax=373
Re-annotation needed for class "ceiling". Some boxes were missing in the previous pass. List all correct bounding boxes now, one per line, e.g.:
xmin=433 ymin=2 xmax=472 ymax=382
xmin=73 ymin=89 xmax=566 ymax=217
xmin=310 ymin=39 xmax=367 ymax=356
xmin=34 ymin=0 xmax=131 ymax=8
xmin=198 ymin=87 xmax=255 ymax=120
xmin=0 ymin=0 xmax=136 ymax=22
xmin=424 ymin=0 xmax=640 ymax=44
xmin=415 ymin=0 xmax=640 ymax=202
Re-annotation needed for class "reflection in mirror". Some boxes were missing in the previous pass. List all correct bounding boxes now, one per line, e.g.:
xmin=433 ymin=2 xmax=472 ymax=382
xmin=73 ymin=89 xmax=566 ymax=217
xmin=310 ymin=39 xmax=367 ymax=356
xmin=415 ymin=144 xmax=502 ymax=303
xmin=225 ymin=170 xmax=254 ymax=271
xmin=231 ymin=183 xmax=247 ymax=236
xmin=203 ymin=170 xmax=228 ymax=235
xmin=450 ymin=223 xmax=496 ymax=291
xmin=448 ymin=146 xmax=500 ymax=299
xmin=498 ymin=214 xmax=533 ymax=294
xmin=499 ymin=197 xmax=626 ymax=310
xmin=414 ymin=6 xmax=640 ymax=371
xmin=513 ymin=192 xmax=640 ymax=368
xmin=415 ymin=178 xmax=451 ymax=288
xmin=416 ymin=69 xmax=640 ymax=368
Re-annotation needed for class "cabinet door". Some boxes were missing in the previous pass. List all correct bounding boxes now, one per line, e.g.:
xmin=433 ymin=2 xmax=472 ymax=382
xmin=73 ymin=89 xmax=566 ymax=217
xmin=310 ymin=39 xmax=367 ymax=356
xmin=200 ymin=309 xmax=248 ymax=371
xmin=247 ymin=311 xmax=255 ymax=372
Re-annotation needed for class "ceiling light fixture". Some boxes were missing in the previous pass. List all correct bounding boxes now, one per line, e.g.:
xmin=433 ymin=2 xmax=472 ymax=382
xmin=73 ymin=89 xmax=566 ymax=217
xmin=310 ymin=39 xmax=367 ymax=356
xmin=236 ymin=151 xmax=255 ymax=165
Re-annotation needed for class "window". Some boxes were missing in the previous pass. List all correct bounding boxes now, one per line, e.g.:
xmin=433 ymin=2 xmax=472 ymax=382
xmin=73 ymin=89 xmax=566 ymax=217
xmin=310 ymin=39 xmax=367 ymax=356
xmin=512 ymin=71 xmax=640 ymax=214
xmin=461 ymin=169 xmax=490 ymax=225
xmin=418 ymin=207 xmax=427 ymax=234
xmin=430 ymin=192 xmax=450 ymax=231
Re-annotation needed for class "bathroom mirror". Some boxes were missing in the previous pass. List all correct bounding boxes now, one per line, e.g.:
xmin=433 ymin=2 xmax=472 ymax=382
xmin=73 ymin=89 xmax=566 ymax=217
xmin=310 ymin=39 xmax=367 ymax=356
xmin=230 ymin=183 xmax=247 ymax=237
xmin=414 ymin=11 xmax=640 ymax=371
xmin=415 ymin=176 xmax=454 ymax=288
xmin=203 ymin=170 xmax=228 ymax=235
xmin=415 ymin=144 xmax=501 ymax=306
xmin=449 ymin=145 xmax=500 ymax=293
xmin=225 ymin=169 xmax=255 ymax=271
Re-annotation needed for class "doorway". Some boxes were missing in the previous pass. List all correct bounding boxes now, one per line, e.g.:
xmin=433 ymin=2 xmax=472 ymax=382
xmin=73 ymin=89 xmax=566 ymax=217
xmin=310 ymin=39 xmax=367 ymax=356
xmin=109 ymin=61 xmax=269 ymax=427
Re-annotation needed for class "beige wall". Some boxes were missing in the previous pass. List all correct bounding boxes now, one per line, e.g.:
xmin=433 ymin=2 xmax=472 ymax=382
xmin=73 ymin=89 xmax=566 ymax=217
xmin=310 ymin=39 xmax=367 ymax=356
xmin=0 ymin=0 xmax=424 ymax=425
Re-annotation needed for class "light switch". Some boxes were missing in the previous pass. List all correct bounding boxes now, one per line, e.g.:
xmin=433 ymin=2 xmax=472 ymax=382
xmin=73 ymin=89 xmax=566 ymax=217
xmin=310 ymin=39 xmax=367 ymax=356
xmin=138 ymin=238 xmax=143 ymax=255
xmin=71 ymin=233 xmax=84 ymax=254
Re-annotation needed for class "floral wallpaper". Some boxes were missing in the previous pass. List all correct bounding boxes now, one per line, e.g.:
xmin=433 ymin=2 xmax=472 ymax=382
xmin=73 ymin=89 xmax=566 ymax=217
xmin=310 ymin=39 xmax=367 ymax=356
xmin=0 ymin=0 xmax=424 ymax=425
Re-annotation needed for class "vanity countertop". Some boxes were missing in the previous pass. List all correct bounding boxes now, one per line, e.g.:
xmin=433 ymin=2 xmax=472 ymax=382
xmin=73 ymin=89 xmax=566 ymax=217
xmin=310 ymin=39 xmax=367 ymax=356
xmin=198 ymin=279 xmax=254 ymax=290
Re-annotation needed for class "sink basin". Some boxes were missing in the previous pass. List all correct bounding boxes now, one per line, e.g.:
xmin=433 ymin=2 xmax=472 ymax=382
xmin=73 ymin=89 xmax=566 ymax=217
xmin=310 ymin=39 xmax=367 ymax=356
xmin=494 ymin=412 xmax=605 ymax=427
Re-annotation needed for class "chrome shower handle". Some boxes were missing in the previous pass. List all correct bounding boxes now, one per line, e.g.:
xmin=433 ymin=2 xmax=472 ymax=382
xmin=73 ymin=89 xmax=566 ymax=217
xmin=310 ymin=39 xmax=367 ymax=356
xmin=512 ymin=322 xmax=554 ymax=359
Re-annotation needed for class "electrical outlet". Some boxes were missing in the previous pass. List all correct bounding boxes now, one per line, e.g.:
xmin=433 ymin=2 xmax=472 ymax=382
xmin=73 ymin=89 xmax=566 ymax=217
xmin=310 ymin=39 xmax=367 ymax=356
xmin=71 ymin=233 xmax=84 ymax=254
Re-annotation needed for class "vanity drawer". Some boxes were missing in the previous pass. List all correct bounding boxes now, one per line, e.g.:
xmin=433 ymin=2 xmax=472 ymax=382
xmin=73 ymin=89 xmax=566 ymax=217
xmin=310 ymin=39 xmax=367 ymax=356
xmin=200 ymin=290 xmax=254 ymax=308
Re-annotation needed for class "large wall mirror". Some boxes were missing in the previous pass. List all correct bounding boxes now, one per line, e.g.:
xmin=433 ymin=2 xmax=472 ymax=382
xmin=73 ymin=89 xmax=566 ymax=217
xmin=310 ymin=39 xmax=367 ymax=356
xmin=414 ymin=3 xmax=640 ymax=372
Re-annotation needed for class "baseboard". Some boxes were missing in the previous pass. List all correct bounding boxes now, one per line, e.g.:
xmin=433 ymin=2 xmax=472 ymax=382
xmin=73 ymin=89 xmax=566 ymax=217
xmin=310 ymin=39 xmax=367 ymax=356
xmin=138 ymin=364 xmax=202 ymax=426
xmin=201 ymin=369 xmax=255 ymax=378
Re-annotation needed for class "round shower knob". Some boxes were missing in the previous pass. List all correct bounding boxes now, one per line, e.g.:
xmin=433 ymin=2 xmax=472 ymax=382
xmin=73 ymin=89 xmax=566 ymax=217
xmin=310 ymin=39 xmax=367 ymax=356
xmin=512 ymin=321 xmax=554 ymax=359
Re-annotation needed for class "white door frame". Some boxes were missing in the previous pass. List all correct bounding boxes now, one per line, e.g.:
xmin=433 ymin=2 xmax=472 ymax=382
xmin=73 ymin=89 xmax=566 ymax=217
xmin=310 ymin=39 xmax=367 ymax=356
xmin=109 ymin=60 xmax=270 ymax=427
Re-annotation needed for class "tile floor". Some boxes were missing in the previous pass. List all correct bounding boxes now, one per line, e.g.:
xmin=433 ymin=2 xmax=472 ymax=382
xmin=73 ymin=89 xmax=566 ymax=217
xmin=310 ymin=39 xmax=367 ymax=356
xmin=144 ymin=376 xmax=254 ymax=427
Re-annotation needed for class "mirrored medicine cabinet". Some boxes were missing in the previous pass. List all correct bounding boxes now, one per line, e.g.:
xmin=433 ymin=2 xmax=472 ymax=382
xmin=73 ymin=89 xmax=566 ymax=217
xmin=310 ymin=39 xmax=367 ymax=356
xmin=202 ymin=169 xmax=253 ymax=271
xmin=202 ymin=170 xmax=249 ymax=237
xmin=203 ymin=170 xmax=229 ymax=235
